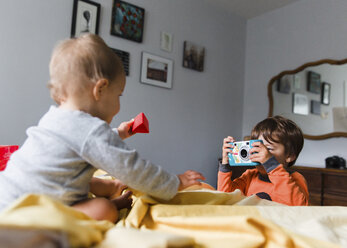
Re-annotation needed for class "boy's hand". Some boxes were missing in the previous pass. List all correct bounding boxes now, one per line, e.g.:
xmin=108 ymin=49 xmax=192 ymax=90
xmin=117 ymin=119 xmax=135 ymax=140
xmin=177 ymin=170 xmax=206 ymax=191
xmin=249 ymin=142 xmax=272 ymax=164
xmin=222 ymin=136 xmax=235 ymax=164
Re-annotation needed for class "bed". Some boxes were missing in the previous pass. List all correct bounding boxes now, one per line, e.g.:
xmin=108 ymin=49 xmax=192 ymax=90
xmin=0 ymin=182 xmax=346 ymax=248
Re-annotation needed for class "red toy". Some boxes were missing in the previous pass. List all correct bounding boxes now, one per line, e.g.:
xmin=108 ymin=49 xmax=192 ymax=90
xmin=132 ymin=112 xmax=149 ymax=133
xmin=0 ymin=145 xmax=19 ymax=171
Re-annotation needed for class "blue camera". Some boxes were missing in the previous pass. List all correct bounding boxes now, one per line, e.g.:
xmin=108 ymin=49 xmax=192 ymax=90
xmin=228 ymin=140 xmax=263 ymax=166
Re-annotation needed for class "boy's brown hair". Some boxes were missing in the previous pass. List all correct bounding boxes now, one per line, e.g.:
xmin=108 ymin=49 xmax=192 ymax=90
xmin=48 ymin=34 xmax=123 ymax=104
xmin=250 ymin=115 xmax=304 ymax=167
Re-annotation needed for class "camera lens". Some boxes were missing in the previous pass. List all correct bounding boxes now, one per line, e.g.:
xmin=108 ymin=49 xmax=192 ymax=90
xmin=240 ymin=149 xmax=248 ymax=158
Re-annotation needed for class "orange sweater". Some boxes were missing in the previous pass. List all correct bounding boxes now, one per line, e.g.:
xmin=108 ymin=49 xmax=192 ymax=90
xmin=217 ymin=157 xmax=309 ymax=206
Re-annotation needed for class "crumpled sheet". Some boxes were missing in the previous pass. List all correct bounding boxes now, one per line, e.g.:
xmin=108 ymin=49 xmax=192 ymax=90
xmin=0 ymin=194 xmax=113 ymax=247
xmin=0 ymin=188 xmax=346 ymax=248
xmin=98 ymin=188 xmax=345 ymax=248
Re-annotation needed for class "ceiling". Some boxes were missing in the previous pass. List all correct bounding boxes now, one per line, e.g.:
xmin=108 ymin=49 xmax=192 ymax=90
xmin=209 ymin=0 xmax=299 ymax=19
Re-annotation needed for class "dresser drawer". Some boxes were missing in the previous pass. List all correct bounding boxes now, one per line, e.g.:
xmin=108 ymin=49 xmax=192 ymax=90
xmin=323 ymin=193 xmax=347 ymax=206
xmin=324 ymin=174 xmax=347 ymax=195
xmin=309 ymin=193 xmax=321 ymax=206
xmin=296 ymin=169 xmax=322 ymax=192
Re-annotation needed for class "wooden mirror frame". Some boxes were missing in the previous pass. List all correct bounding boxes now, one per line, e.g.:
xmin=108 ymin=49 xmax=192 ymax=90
xmin=268 ymin=58 xmax=347 ymax=140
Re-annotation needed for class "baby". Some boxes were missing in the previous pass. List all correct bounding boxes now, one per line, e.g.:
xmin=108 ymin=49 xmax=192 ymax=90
xmin=0 ymin=34 xmax=205 ymax=222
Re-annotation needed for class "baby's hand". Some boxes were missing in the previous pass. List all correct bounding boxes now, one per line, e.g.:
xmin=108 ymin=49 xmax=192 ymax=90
xmin=117 ymin=119 xmax=135 ymax=140
xmin=222 ymin=136 xmax=235 ymax=164
xmin=249 ymin=142 xmax=272 ymax=164
xmin=177 ymin=170 xmax=206 ymax=191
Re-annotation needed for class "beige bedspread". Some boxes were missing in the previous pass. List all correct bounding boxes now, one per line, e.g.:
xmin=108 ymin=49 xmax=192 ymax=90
xmin=99 ymin=188 xmax=346 ymax=248
xmin=0 ymin=188 xmax=346 ymax=248
xmin=0 ymin=194 xmax=113 ymax=247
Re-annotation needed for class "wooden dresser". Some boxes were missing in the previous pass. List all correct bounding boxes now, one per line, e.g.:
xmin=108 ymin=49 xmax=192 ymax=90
xmin=226 ymin=165 xmax=347 ymax=206
xmin=295 ymin=166 xmax=347 ymax=206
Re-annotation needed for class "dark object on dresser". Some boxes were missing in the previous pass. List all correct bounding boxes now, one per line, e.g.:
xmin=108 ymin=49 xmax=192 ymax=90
xmin=224 ymin=164 xmax=347 ymax=206
xmin=325 ymin=156 xmax=346 ymax=169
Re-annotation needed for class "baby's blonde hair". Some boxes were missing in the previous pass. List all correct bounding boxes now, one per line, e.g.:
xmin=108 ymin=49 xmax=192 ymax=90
xmin=48 ymin=34 xmax=123 ymax=104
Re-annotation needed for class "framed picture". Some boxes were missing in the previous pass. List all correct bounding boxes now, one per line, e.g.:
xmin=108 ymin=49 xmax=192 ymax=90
xmin=293 ymin=74 xmax=301 ymax=90
xmin=183 ymin=41 xmax=205 ymax=72
xmin=311 ymin=100 xmax=321 ymax=115
xmin=293 ymin=93 xmax=308 ymax=115
xmin=321 ymin=82 xmax=331 ymax=105
xmin=110 ymin=0 xmax=145 ymax=43
xmin=70 ymin=0 xmax=100 ymax=38
xmin=307 ymin=71 xmax=321 ymax=94
xmin=160 ymin=31 xmax=173 ymax=52
xmin=140 ymin=52 xmax=173 ymax=89
xmin=111 ymin=48 xmax=130 ymax=76
xmin=277 ymin=75 xmax=292 ymax=94
xmin=333 ymin=107 xmax=347 ymax=132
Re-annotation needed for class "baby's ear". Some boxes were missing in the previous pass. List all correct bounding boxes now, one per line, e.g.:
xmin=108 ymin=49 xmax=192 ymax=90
xmin=93 ymin=79 xmax=109 ymax=100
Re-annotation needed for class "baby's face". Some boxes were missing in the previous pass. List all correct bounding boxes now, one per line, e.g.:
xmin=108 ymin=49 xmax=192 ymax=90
xmin=101 ymin=74 xmax=126 ymax=124
xmin=258 ymin=134 xmax=292 ymax=166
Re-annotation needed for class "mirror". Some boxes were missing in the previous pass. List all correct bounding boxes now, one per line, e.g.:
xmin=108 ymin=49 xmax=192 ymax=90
xmin=268 ymin=58 xmax=347 ymax=140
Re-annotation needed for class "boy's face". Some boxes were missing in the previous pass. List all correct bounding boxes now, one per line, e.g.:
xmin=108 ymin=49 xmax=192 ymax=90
xmin=100 ymin=74 xmax=126 ymax=124
xmin=258 ymin=134 xmax=294 ymax=166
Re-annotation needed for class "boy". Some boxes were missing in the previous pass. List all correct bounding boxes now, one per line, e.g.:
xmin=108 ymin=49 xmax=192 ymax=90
xmin=0 ymin=34 xmax=205 ymax=222
xmin=218 ymin=116 xmax=309 ymax=206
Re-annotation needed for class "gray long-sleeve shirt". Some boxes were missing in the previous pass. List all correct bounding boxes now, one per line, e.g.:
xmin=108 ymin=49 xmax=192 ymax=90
xmin=0 ymin=106 xmax=179 ymax=211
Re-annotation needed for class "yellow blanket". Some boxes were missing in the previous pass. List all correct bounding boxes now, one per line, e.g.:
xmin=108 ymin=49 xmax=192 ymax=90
xmin=98 ymin=189 xmax=343 ymax=248
xmin=1 ymin=189 xmax=346 ymax=248
xmin=0 ymin=194 xmax=113 ymax=247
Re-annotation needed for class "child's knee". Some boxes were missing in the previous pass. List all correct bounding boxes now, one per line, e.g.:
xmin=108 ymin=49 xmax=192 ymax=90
xmin=94 ymin=197 xmax=119 ymax=222
xmin=73 ymin=197 xmax=119 ymax=222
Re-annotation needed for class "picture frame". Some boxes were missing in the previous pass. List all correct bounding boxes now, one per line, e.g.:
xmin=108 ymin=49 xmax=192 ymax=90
xmin=111 ymin=48 xmax=130 ymax=76
xmin=70 ymin=0 xmax=100 ymax=38
xmin=110 ymin=0 xmax=145 ymax=43
xmin=293 ymin=93 xmax=308 ymax=115
xmin=277 ymin=75 xmax=292 ymax=94
xmin=160 ymin=31 xmax=173 ymax=52
xmin=307 ymin=71 xmax=321 ymax=94
xmin=311 ymin=100 xmax=321 ymax=115
xmin=182 ymin=41 xmax=205 ymax=72
xmin=293 ymin=74 xmax=301 ymax=90
xmin=140 ymin=52 xmax=173 ymax=89
xmin=321 ymin=82 xmax=331 ymax=105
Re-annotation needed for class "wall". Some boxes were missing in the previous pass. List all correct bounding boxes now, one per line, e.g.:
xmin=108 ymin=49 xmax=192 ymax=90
xmin=0 ymin=0 xmax=247 ymax=186
xmin=243 ymin=0 xmax=347 ymax=167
